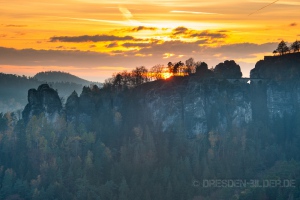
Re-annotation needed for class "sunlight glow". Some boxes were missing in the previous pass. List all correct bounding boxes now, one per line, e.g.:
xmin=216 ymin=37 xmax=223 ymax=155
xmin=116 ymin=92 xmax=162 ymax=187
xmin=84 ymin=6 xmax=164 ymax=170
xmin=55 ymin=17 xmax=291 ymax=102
xmin=161 ymin=72 xmax=173 ymax=79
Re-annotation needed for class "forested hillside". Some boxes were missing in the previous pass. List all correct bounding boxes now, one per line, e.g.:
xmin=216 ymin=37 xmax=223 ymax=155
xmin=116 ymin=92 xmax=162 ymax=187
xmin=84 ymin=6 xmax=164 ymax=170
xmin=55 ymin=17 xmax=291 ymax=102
xmin=34 ymin=71 xmax=92 ymax=86
xmin=1 ymin=54 xmax=300 ymax=199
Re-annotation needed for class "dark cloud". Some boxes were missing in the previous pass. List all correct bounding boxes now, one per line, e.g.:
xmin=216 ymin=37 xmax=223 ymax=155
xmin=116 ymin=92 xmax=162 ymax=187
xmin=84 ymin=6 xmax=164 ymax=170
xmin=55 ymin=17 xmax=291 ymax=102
xmin=122 ymin=42 xmax=152 ymax=48
xmin=138 ymin=40 xmax=207 ymax=55
xmin=89 ymin=45 xmax=96 ymax=48
xmin=50 ymin=35 xmax=135 ymax=42
xmin=0 ymin=42 xmax=279 ymax=79
xmin=171 ymin=27 xmax=227 ymax=40
xmin=56 ymin=46 xmax=64 ymax=49
xmin=172 ymin=26 xmax=188 ymax=35
xmin=290 ymin=23 xmax=297 ymax=27
xmin=218 ymin=30 xmax=229 ymax=33
xmin=0 ymin=47 xmax=153 ymax=69
xmin=4 ymin=24 xmax=27 ymax=27
xmin=130 ymin=26 xmax=158 ymax=32
xmin=190 ymin=30 xmax=227 ymax=39
xmin=106 ymin=42 xmax=118 ymax=48
xmin=205 ymin=42 xmax=277 ymax=57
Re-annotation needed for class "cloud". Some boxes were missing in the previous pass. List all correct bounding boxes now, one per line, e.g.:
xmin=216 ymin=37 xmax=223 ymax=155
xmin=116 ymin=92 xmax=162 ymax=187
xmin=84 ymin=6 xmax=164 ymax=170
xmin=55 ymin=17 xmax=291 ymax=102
xmin=204 ymin=42 xmax=277 ymax=58
xmin=137 ymin=40 xmax=207 ymax=56
xmin=4 ymin=24 xmax=27 ymax=27
xmin=171 ymin=27 xmax=227 ymax=40
xmin=89 ymin=45 xmax=96 ymax=48
xmin=290 ymin=23 xmax=297 ymax=26
xmin=130 ymin=26 xmax=158 ymax=32
xmin=122 ymin=42 xmax=151 ymax=48
xmin=172 ymin=26 xmax=188 ymax=35
xmin=106 ymin=42 xmax=118 ymax=48
xmin=49 ymin=35 xmax=135 ymax=42
xmin=0 ymin=42 xmax=278 ymax=80
xmin=190 ymin=30 xmax=227 ymax=39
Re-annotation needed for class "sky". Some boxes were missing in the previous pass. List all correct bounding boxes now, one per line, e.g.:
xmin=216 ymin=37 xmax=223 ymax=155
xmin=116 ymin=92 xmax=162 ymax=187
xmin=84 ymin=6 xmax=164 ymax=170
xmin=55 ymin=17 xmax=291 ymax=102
xmin=0 ymin=0 xmax=299 ymax=82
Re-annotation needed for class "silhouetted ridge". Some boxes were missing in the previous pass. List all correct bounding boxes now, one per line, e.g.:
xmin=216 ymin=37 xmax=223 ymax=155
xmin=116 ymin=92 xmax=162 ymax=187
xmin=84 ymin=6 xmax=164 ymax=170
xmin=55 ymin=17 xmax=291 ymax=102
xmin=34 ymin=71 xmax=91 ymax=85
xmin=251 ymin=52 xmax=300 ymax=80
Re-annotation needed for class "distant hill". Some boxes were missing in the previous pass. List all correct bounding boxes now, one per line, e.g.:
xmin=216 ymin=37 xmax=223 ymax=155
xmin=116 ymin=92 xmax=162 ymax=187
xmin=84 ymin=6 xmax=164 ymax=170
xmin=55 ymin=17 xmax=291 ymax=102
xmin=34 ymin=71 xmax=92 ymax=86
xmin=0 ymin=72 xmax=101 ymax=113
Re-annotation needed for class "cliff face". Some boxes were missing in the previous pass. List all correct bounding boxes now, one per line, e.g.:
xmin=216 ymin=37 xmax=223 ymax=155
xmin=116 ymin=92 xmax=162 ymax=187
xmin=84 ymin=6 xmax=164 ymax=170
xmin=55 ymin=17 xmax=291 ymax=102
xmin=143 ymin=77 xmax=252 ymax=136
xmin=22 ymin=84 xmax=62 ymax=123
xmin=22 ymin=55 xmax=300 ymax=137
xmin=250 ymin=53 xmax=300 ymax=120
xmin=63 ymin=76 xmax=253 ymax=137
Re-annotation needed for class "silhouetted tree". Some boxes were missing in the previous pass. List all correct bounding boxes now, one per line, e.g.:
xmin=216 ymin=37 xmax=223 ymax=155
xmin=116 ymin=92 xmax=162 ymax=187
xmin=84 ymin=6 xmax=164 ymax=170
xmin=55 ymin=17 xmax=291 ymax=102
xmin=167 ymin=62 xmax=174 ymax=73
xmin=276 ymin=40 xmax=289 ymax=55
xmin=291 ymin=40 xmax=300 ymax=53
xmin=131 ymin=66 xmax=149 ymax=86
xmin=173 ymin=61 xmax=184 ymax=75
xmin=195 ymin=62 xmax=208 ymax=74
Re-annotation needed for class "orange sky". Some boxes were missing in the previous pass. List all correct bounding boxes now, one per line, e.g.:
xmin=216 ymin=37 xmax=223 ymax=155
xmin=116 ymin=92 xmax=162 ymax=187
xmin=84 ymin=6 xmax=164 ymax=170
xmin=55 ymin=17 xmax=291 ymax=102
xmin=0 ymin=0 xmax=299 ymax=81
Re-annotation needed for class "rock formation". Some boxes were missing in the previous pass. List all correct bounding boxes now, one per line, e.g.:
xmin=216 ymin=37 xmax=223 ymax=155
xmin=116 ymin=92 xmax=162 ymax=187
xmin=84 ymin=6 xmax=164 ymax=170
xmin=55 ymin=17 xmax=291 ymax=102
xmin=22 ymin=84 xmax=62 ymax=123
xmin=251 ymin=52 xmax=300 ymax=79
xmin=214 ymin=60 xmax=242 ymax=79
xmin=22 ymin=55 xmax=300 ymax=137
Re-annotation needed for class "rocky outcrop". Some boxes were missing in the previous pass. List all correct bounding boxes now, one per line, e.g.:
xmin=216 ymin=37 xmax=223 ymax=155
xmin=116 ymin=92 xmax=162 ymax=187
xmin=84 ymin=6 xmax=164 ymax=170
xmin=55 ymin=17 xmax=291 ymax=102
xmin=214 ymin=60 xmax=242 ymax=79
xmin=65 ymin=90 xmax=79 ymax=122
xmin=250 ymin=53 xmax=300 ymax=80
xmin=22 ymin=84 xmax=62 ymax=123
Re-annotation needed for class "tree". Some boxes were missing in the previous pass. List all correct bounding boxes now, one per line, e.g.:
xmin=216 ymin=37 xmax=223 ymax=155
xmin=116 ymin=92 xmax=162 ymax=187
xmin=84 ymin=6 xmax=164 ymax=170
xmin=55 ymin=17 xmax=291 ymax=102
xmin=131 ymin=66 xmax=149 ymax=86
xmin=195 ymin=62 xmax=208 ymax=74
xmin=290 ymin=40 xmax=300 ymax=53
xmin=185 ymin=57 xmax=195 ymax=75
xmin=167 ymin=62 xmax=174 ymax=73
xmin=276 ymin=40 xmax=289 ymax=55
xmin=118 ymin=177 xmax=129 ymax=200
xmin=173 ymin=61 xmax=184 ymax=75
xmin=150 ymin=64 xmax=165 ymax=80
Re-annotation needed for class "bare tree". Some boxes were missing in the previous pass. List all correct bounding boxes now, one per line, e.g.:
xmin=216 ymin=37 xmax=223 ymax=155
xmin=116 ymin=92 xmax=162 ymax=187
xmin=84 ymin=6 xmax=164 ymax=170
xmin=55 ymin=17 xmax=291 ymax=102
xmin=185 ymin=57 xmax=195 ymax=74
xmin=150 ymin=64 xmax=165 ymax=80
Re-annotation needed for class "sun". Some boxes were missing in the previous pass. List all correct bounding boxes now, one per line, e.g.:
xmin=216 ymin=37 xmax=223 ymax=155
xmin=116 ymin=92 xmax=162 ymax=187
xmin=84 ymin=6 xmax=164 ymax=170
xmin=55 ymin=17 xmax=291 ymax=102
xmin=162 ymin=72 xmax=173 ymax=79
